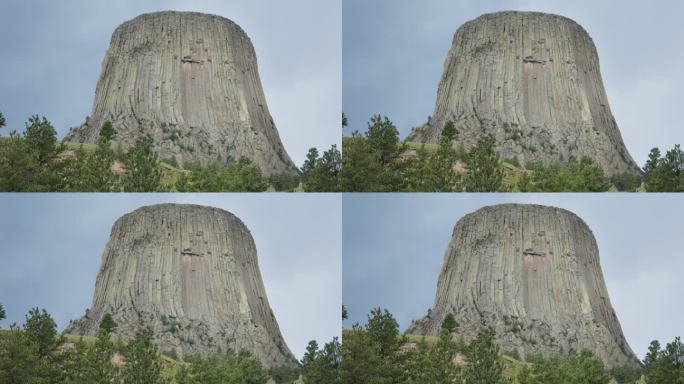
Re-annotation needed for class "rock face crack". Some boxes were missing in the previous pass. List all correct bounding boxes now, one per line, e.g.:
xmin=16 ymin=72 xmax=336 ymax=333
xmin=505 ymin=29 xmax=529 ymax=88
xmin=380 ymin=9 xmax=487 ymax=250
xmin=64 ymin=11 xmax=298 ymax=176
xmin=407 ymin=203 xmax=639 ymax=368
xmin=65 ymin=203 xmax=297 ymax=368
xmin=407 ymin=11 xmax=640 ymax=176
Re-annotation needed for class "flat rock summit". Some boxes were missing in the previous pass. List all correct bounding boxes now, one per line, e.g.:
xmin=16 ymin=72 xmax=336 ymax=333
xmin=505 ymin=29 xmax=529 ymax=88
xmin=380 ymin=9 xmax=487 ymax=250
xmin=408 ymin=11 xmax=639 ymax=176
xmin=65 ymin=11 xmax=298 ymax=176
xmin=408 ymin=204 xmax=638 ymax=368
xmin=66 ymin=204 xmax=297 ymax=368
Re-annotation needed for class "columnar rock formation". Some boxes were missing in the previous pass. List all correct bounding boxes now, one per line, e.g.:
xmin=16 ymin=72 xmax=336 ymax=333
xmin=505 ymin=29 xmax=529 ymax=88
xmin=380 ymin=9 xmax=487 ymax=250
xmin=407 ymin=11 xmax=639 ymax=176
xmin=65 ymin=11 xmax=298 ymax=176
xmin=66 ymin=204 xmax=297 ymax=367
xmin=407 ymin=204 xmax=638 ymax=367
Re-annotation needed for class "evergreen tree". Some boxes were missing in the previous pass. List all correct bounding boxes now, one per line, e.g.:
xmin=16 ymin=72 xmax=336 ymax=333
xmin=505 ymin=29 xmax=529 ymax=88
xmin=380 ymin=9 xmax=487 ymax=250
xmin=122 ymin=328 xmax=163 ymax=384
xmin=81 ymin=316 xmax=119 ymax=384
xmin=88 ymin=121 xmax=118 ymax=191
xmin=464 ymin=328 xmax=505 ymax=384
xmin=304 ymin=338 xmax=342 ymax=384
xmin=365 ymin=308 xmax=401 ymax=357
xmin=441 ymin=313 xmax=458 ymax=335
xmin=99 ymin=313 xmax=117 ymax=335
xmin=0 ymin=324 xmax=42 ymax=384
xmin=122 ymin=136 xmax=162 ymax=192
xmin=366 ymin=115 xmax=400 ymax=165
xmin=302 ymin=148 xmax=319 ymax=180
xmin=23 ymin=115 xmax=58 ymax=165
xmin=23 ymin=307 xmax=57 ymax=358
xmin=0 ymin=111 xmax=5 ymax=128
xmin=0 ymin=304 xmax=4 ymax=321
xmin=464 ymin=136 xmax=505 ymax=192
xmin=303 ymin=145 xmax=341 ymax=192
xmin=301 ymin=340 xmax=319 ymax=374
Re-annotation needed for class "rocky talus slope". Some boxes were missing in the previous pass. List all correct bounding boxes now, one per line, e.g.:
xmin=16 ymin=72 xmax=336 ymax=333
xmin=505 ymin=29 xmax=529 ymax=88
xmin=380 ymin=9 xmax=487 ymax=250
xmin=407 ymin=204 xmax=638 ymax=368
xmin=65 ymin=11 xmax=298 ymax=176
xmin=408 ymin=11 xmax=639 ymax=176
xmin=66 ymin=204 xmax=297 ymax=368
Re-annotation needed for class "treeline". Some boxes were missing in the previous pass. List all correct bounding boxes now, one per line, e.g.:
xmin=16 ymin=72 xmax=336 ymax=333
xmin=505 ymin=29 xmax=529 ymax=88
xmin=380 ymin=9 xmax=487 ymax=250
xmin=332 ymin=307 xmax=684 ymax=384
xmin=335 ymin=114 xmax=684 ymax=192
xmin=2 ymin=302 xmax=684 ymax=383
xmin=0 ymin=111 xmax=339 ymax=192
xmin=3 ymin=110 xmax=684 ymax=192
xmin=0 ymin=303 xmax=314 ymax=383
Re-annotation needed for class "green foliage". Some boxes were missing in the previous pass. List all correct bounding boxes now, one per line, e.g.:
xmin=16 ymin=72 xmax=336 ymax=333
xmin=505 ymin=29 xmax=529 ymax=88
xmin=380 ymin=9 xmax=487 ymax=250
xmin=122 ymin=136 xmax=163 ymax=192
xmin=366 ymin=308 xmax=401 ymax=357
xmin=337 ymin=308 xmax=403 ymax=383
xmin=269 ymin=173 xmax=301 ymax=191
xmin=403 ymin=121 xmax=462 ymax=192
xmin=464 ymin=135 xmax=506 ymax=192
xmin=175 ymin=350 xmax=269 ymax=384
xmin=342 ymin=305 xmax=348 ymax=321
xmin=643 ymin=337 xmax=684 ymax=384
xmin=64 ymin=121 xmax=118 ymax=191
xmin=177 ymin=157 xmax=268 ymax=192
xmin=99 ymin=313 xmax=117 ymax=335
xmin=99 ymin=121 xmax=115 ymax=143
xmin=24 ymin=115 xmax=58 ymax=165
xmin=0 ymin=324 xmax=44 ymax=384
xmin=519 ymin=157 xmax=611 ymax=192
xmin=0 ymin=304 xmax=4 ymax=321
xmin=609 ymin=364 xmax=642 ymax=383
xmin=269 ymin=364 xmax=299 ymax=384
xmin=122 ymin=328 xmax=163 ymax=384
xmin=24 ymin=307 xmax=58 ymax=358
xmin=301 ymin=340 xmax=319 ymax=374
xmin=304 ymin=338 xmax=342 ymax=384
xmin=464 ymin=328 xmax=506 ymax=384
xmin=522 ymin=349 xmax=611 ymax=384
xmin=643 ymin=145 xmax=684 ymax=191
xmin=611 ymin=172 xmax=642 ymax=192
xmin=303 ymin=145 xmax=342 ymax=192
xmin=441 ymin=313 xmax=458 ymax=335
xmin=0 ymin=111 xmax=5 ymax=129
xmin=367 ymin=115 xmax=400 ymax=164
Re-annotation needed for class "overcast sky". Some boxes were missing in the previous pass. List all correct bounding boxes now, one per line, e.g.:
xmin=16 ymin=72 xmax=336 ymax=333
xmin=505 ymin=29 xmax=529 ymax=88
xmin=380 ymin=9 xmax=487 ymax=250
xmin=0 ymin=194 xmax=341 ymax=359
xmin=343 ymin=193 xmax=684 ymax=360
xmin=343 ymin=0 xmax=684 ymax=166
xmin=0 ymin=0 xmax=341 ymax=168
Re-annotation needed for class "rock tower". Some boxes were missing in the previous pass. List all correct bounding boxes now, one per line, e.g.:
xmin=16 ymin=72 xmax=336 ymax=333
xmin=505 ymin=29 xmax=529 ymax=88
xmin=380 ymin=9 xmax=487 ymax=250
xmin=407 ymin=11 xmax=639 ymax=176
xmin=66 ymin=204 xmax=297 ymax=368
xmin=65 ymin=11 xmax=298 ymax=176
xmin=407 ymin=204 xmax=638 ymax=367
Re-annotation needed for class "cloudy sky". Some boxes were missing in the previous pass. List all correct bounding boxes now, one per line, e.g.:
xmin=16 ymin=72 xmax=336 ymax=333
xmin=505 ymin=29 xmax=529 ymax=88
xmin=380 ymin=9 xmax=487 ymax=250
xmin=343 ymin=193 xmax=684 ymax=360
xmin=0 ymin=0 xmax=341 ymax=167
xmin=343 ymin=0 xmax=684 ymax=166
xmin=0 ymin=194 xmax=341 ymax=359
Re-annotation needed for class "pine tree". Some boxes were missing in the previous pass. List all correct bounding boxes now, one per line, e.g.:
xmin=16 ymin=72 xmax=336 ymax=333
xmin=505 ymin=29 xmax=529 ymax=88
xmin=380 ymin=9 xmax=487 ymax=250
xmin=464 ymin=135 xmax=505 ymax=192
xmin=122 ymin=136 xmax=162 ymax=192
xmin=122 ymin=328 xmax=163 ymax=384
xmin=464 ymin=328 xmax=505 ymax=384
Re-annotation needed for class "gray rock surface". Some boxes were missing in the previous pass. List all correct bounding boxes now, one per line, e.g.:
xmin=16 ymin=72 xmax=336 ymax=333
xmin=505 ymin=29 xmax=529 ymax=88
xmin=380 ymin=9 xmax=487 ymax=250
xmin=66 ymin=204 xmax=297 ymax=368
xmin=407 ymin=204 xmax=638 ymax=368
xmin=64 ymin=11 xmax=298 ymax=176
xmin=407 ymin=11 xmax=639 ymax=176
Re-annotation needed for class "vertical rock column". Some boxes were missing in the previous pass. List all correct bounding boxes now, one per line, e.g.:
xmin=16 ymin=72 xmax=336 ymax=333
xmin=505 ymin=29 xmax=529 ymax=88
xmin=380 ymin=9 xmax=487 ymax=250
xmin=65 ymin=11 xmax=298 ymax=176
xmin=408 ymin=11 xmax=639 ymax=176
xmin=66 ymin=204 xmax=297 ymax=368
xmin=407 ymin=204 xmax=638 ymax=368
